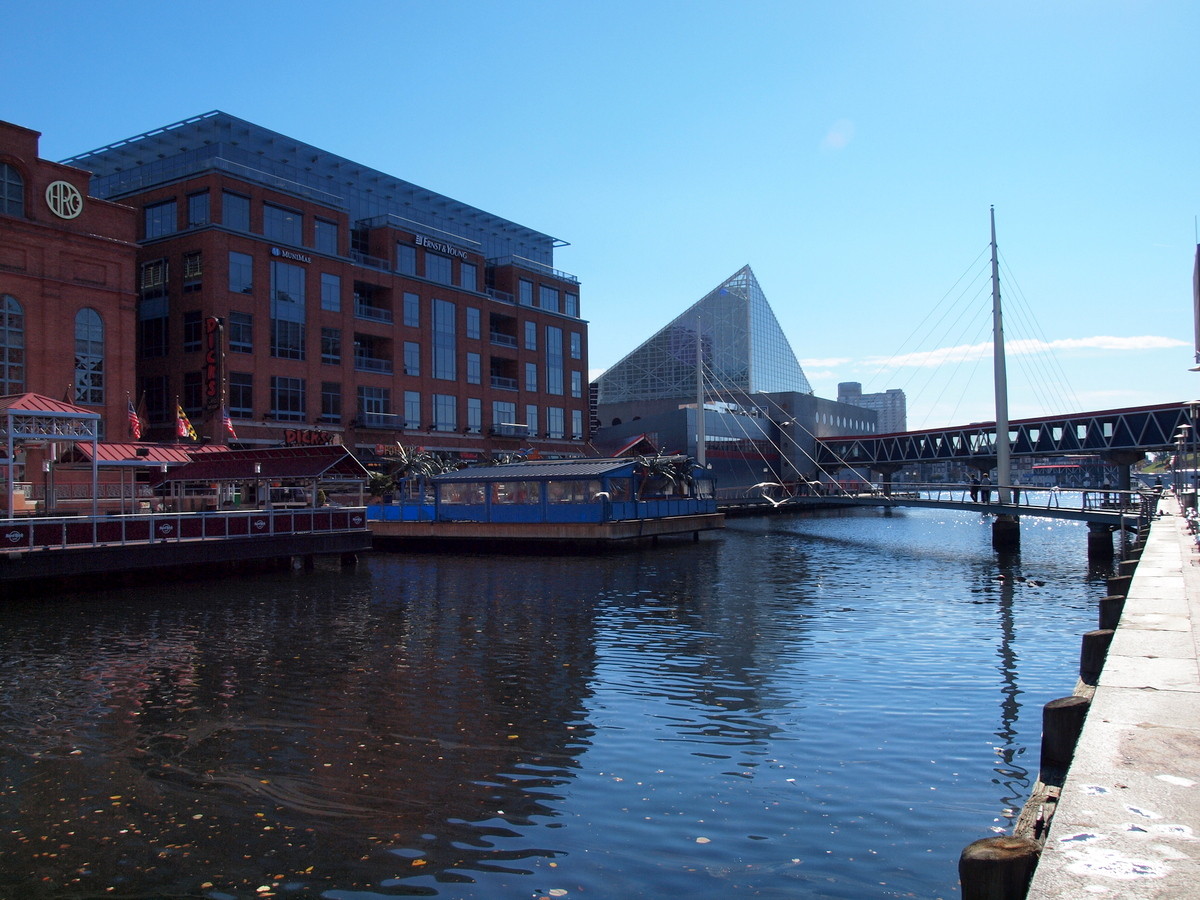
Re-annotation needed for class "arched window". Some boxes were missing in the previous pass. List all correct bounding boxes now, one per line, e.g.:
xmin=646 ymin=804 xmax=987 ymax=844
xmin=0 ymin=163 xmax=23 ymax=217
xmin=74 ymin=308 xmax=104 ymax=405
xmin=0 ymin=295 xmax=23 ymax=394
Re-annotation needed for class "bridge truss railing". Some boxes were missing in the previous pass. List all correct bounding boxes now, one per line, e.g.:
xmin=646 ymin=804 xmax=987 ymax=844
xmin=875 ymin=481 xmax=1154 ymax=512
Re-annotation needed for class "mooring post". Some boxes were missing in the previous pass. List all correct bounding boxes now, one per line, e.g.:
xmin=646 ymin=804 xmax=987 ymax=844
xmin=1098 ymin=595 xmax=1126 ymax=630
xmin=1040 ymin=695 xmax=1090 ymax=782
xmin=1080 ymin=629 xmax=1115 ymax=685
xmin=959 ymin=836 xmax=1042 ymax=900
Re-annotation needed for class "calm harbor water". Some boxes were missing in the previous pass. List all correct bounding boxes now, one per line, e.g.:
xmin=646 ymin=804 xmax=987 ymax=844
xmin=0 ymin=507 xmax=1110 ymax=899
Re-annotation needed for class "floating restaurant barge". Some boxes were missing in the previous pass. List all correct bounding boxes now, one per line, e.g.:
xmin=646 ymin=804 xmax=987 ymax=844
xmin=368 ymin=457 xmax=724 ymax=549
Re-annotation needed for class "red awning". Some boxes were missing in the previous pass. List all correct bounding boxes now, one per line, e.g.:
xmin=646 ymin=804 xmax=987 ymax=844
xmin=150 ymin=445 xmax=369 ymax=486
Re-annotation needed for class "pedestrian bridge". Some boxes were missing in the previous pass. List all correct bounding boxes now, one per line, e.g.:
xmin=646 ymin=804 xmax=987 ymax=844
xmin=814 ymin=401 xmax=1190 ymax=471
xmin=831 ymin=484 xmax=1140 ymax=528
xmin=725 ymin=482 xmax=1154 ymax=532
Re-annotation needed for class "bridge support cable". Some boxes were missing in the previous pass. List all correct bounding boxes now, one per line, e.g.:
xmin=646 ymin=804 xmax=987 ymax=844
xmin=697 ymin=361 xmax=860 ymax=501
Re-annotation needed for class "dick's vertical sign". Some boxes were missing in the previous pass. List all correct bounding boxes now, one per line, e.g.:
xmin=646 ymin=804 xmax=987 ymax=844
xmin=204 ymin=317 xmax=223 ymax=410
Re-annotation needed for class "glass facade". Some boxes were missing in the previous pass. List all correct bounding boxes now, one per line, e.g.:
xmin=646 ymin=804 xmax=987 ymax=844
xmin=596 ymin=265 xmax=811 ymax=403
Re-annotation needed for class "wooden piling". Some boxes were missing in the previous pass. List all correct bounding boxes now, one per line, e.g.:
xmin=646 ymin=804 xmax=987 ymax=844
xmin=1040 ymin=695 xmax=1090 ymax=782
xmin=1079 ymin=629 xmax=1115 ymax=685
xmin=1106 ymin=574 xmax=1132 ymax=597
xmin=959 ymin=836 xmax=1042 ymax=900
xmin=1099 ymin=595 xmax=1125 ymax=630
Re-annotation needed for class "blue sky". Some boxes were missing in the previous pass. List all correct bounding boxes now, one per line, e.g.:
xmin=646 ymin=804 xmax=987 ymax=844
xmin=8 ymin=1 xmax=1198 ymax=428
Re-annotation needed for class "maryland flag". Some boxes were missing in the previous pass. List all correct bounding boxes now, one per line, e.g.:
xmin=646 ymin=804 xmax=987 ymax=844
xmin=176 ymin=404 xmax=198 ymax=441
xmin=127 ymin=397 xmax=143 ymax=440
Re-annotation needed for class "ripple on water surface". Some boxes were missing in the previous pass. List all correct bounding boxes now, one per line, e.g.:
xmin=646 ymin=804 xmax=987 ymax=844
xmin=0 ymin=508 xmax=1105 ymax=898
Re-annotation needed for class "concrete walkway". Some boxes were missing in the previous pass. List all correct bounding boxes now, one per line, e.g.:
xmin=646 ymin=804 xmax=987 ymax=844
xmin=1028 ymin=497 xmax=1200 ymax=897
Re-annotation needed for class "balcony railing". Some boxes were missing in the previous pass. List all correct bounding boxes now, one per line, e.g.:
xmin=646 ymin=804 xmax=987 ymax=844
xmin=354 ymin=302 xmax=394 ymax=323
xmin=489 ymin=332 xmax=518 ymax=348
xmin=354 ymin=354 xmax=393 ymax=374
xmin=490 ymin=376 xmax=518 ymax=391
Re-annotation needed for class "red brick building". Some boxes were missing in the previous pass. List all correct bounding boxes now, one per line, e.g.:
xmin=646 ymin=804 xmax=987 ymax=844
xmin=0 ymin=120 xmax=138 ymax=438
xmin=61 ymin=112 xmax=590 ymax=465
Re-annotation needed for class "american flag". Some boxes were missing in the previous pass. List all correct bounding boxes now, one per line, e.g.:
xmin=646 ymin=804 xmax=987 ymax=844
xmin=222 ymin=405 xmax=237 ymax=439
xmin=127 ymin=398 xmax=143 ymax=440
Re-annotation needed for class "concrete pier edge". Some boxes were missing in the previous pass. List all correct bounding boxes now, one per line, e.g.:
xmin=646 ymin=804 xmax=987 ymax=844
xmin=1019 ymin=496 xmax=1200 ymax=898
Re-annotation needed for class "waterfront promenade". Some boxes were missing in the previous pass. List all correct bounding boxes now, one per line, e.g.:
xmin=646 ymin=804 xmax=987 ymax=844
xmin=1028 ymin=496 xmax=1200 ymax=897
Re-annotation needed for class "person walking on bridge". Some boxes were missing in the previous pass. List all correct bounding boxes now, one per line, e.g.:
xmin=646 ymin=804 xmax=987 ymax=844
xmin=969 ymin=475 xmax=979 ymax=502
xmin=981 ymin=476 xmax=991 ymax=504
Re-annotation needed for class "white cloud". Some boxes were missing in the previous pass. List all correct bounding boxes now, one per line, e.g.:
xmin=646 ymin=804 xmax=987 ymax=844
xmin=820 ymin=119 xmax=855 ymax=151
xmin=861 ymin=335 xmax=1188 ymax=369
xmin=799 ymin=357 xmax=853 ymax=368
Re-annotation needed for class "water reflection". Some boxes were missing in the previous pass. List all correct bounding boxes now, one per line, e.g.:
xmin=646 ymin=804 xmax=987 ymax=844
xmin=0 ymin=509 xmax=1106 ymax=899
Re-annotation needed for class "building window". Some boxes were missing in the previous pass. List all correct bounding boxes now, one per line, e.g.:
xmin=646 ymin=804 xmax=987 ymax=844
xmin=144 ymin=200 xmax=177 ymax=239
xmin=183 ymin=310 xmax=203 ymax=352
xmin=525 ymin=362 xmax=538 ymax=393
xmin=140 ymin=375 xmax=169 ymax=424
xmin=432 ymin=298 xmax=456 ymax=381
xmin=321 ymin=327 xmax=341 ymax=365
xmin=525 ymin=404 xmax=538 ymax=436
xmin=547 ymin=407 xmax=565 ymax=439
xmin=572 ymin=409 xmax=583 ymax=439
xmin=73 ymin=308 xmax=104 ymax=406
xmin=223 ymin=192 xmax=250 ymax=231
xmin=357 ymin=385 xmax=390 ymax=428
xmin=519 ymin=279 xmax=534 ymax=307
xmin=314 ymin=219 xmax=338 ymax=255
xmin=571 ymin=370 xmax=582 ymax=398
xmin=396 ymin=243 xmax=417 ymax=275
xmin=467 ymin=397 xmax=482 ymax=433
xmin=492 ymin=400 xmax=516 ymax=429
xmin=459 ymin=261 xmax=477 ymax=290
xmin=404 ymin=341 xmax=420 ymax=376
xmin=546 ymin=326 xmax=564 ymax=395
xmin=320 ymin=272 xmax=341 ymax=312
xmin=404 ymin=391 xmax=420 ymax=429
xmin=138 ymin=296 xmax=168 ymax=358
xmin=426 ymin=253 xmax=452 ymax=285
xmin=187 ymin=192 xmax=210 ymax=228
xmin=183 ymin=251 xmax=203 ymax=292
xmin=403 ymin=292 xmax=419 ymax=327
xmin=570 ymin=331 xmax=582 ymax=360
xmin=565 ymin=292 xmax=579 ymax=318
xmin=228 ymin=311 xmax=252 ymax=354
xmin=539 ymin=285 xmax=560 ymax=313
xmin=466 ymin=307 xmax=481 ymax=340
xmin=433 ymin=394 xmax=456 ymax=431
xmin=270 ymin=376 xmax=306 ymax=421
xmin=183 ymin=371 xmax=202 ymax=416
xmin=1 ymin=295 xmax=25 ymax=395
xmin=229 ymin=251 xmax=253 ymax=294
xmin=466 ymin=352 xmax=481 ymax=385
xmin=320 ymin=382 xmax=341 ymax=423
xmin=1 ymin=163 xmax=23 ymax=217
xmin=524 ymin=321 xmax=537 ymax=351
xmin=270 ymin=261 xmax=306 ymax=360
xmin=228 ymin=372 xmax=253 ymax=418
xmin=140 ymin=259 xmax=168 ymax=296
xmin=264 ymin=203 xmax=302 ymax=245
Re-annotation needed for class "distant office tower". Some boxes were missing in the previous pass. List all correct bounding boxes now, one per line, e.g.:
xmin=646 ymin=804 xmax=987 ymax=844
xmin=838 ymin=382 xmax=907 ymax=434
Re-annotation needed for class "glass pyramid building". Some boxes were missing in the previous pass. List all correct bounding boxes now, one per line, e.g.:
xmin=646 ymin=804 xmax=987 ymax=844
xmin=596 ymin=265 xmax=812 ymax=404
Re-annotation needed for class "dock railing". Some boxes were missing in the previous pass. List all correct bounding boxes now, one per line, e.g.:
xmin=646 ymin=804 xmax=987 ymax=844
xmin=1 ymin=507 xmax=368 ymax=553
